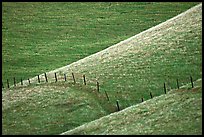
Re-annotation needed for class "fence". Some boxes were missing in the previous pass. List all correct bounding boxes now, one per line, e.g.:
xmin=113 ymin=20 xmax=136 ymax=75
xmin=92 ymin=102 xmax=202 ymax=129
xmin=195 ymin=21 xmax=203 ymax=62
xmin=2 ymin=72 xmax=101 ymax=92
xmin=2 ymin=72 xmax=196 ymax=112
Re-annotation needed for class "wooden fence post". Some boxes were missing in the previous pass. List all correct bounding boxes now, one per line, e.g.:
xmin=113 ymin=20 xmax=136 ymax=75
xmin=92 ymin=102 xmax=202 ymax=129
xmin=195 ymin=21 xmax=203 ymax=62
xmin=14 ymin=77 xmax=16 ymax=87
xmin=2 ymin=81 xmax=4 ymax=88
xmin=55 ymin=72 xmax=57 ymax=82
xmin=64 ymin=74 xmax=67 ymax=81
xmin=7 ymin=79 xmax=9 ymax=88
xmin=83 ymin=75 xmax=86 ymax=85
xmin=116 ymin=100 xmax=120 ymax=111
xmin=21 ymin=78 xmax=23 ymax=85
xmin=164 ymin=82 xmax=166 ymax=94
xmin=141 ymin=97 xmax=144 ymax=102
xmin=150 ymin=92 xmax=153 ymax=98
xmin=105 ymin=91 xmax=109 ymax=101
xmin=97 ymin=81 xmax=99 ymax=92
xmin=190 ymin=76 xmax=194 ymax=88
xmin=28 ymin=78 xmax=30 ymax=85
xmin=44 ymin=73 xmax=48 ymax=82
xmin=72 ymin=73 xmax=76 ymax=84
xmin=38 ymin=75 xmax=40 ymax=83
xmin=177 ymin=78 xmax=179 ymax=89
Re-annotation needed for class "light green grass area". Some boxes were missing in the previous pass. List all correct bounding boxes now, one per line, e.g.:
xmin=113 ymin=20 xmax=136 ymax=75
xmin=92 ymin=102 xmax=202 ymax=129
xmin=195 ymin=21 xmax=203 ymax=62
xmin=2 ymin=2 xmax=199 ymax=83
xmin=61 ymin=79 xmax=202 ymax=135
xmin=2 ymin=2 xmax=202 ymax=135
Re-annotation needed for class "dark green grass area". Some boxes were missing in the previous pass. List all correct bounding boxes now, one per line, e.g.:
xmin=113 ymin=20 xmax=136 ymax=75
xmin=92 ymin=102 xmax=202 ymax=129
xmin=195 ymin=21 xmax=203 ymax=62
xmin=2 ymin=2 xmax=199 ymax=84
xmin=2 ymin=82 xmax=111 ymax=135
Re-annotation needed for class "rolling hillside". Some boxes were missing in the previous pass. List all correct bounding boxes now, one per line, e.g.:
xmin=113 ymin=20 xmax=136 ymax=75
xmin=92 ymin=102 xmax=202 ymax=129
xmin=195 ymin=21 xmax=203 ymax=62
xmin=2 ymin=3 xmax=202 ymax=135
xmin=61 ymin=78 xmax=202 ymax=135
xmin=23 ymin=2 xmax=202 ymax=109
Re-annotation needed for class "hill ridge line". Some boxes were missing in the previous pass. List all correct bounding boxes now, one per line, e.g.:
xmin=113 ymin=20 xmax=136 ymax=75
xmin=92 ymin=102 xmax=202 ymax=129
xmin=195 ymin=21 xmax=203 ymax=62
xmin=47 ymin=3 xmax=201 ymax=73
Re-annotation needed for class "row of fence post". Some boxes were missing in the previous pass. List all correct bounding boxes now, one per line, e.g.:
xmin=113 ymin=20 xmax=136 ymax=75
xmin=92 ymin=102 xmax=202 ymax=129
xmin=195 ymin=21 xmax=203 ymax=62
xmin=2 ymin=73 xmax=101 ymax=93
xmin=2 ymin=74 xmax=196 ymax=112
xmin=116 ymin=76 xmax=195 ymax=112
xmin=2 ymin=75 xmax=195 ymax=90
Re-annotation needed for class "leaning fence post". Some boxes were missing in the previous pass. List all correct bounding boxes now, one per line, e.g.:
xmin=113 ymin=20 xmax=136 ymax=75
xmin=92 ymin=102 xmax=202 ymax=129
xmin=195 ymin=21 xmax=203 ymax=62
xmin=164 ymin=82 xmax=166 ymax=94
xmin=190 ymin=76 xmax=194 ymax=88
xmin=105 ymin=91 xmax=109 ymax=101
xmin=44 ymin=73 xmax=48 ymax=82
xmin=72 ymin=73 xmax=76 ymax=84
xmin=116 ymin=100 xmax=120 ymax=111
xmin=141 ymin=97 xmax=144 ymax=102
xmin=2 ymin=81 xmax=4 ymax=88
xmin=55 ymin=72 xmax=57 ymax=82
xmin=7 ymin=79 xmax=9 ymax=88
xmin=83 ymin=75 xmax=86 ymax=85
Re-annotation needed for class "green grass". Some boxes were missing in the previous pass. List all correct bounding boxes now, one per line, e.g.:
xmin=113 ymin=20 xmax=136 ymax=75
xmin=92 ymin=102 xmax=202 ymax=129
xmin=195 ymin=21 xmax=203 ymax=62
xmin=61 ymin=79 xmax=202 ymax=135
xmin=2 ymin=2 xmax=202 ymax=135
xmin=2 ymin=82 xmax=110 ymax=135
xmin=2 ymin=2 xmax=199 ymax=84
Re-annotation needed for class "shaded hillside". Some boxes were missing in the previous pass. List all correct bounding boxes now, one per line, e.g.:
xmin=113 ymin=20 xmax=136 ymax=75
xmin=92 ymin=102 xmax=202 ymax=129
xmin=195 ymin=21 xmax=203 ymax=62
xmin=61 ymin=79 xmax=202 ymax=135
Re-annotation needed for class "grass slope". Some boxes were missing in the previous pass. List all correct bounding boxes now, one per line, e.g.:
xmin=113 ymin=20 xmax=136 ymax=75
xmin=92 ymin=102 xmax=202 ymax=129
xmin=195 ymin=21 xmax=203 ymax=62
xmin=2 ymin=3 xmax=202 ymax=135
xmin=2 ymin=2 xmax=199 ymax=84
xmin=61 ymin=79 xmax=202 ymax=135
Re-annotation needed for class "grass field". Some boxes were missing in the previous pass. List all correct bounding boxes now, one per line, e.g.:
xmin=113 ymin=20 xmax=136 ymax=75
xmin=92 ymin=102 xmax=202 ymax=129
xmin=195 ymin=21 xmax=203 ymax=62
xmin=2 ymin=2 xmax=199 ymax=84
xmin=2 ymin=2 xmax=202 ymax=135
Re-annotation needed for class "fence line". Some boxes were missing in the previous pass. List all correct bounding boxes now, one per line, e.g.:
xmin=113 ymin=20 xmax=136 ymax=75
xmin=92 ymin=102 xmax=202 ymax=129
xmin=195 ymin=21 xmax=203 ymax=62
xmin=2 ymin=73 xmax=196 ymax=93
xmin=2 ymin=73 xmax=198 ymax=114
xmin=2 ymin=74 xmax=196 ymax=97
xmin=2 ymin=73 xmax=196 ymax=106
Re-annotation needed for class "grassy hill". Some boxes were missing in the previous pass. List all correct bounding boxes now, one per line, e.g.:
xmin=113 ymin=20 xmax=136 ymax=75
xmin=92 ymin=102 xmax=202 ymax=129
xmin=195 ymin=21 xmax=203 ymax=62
xmin=2 ymin=3 xmax=202 ymax=135
xmin=2 ymin=2 xmax=199 ymax=84
xmin=61 ymin=78 xmax=202 ymax=135
xmin=27 ymin=2 xmax=201 ymax=109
